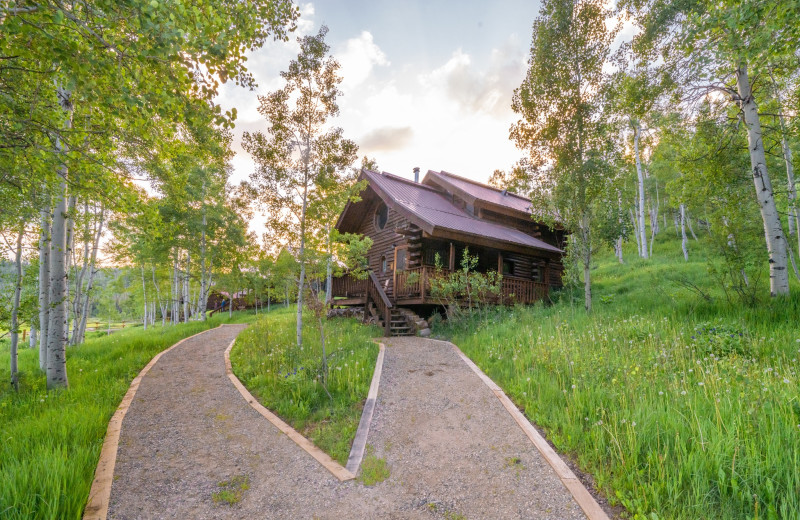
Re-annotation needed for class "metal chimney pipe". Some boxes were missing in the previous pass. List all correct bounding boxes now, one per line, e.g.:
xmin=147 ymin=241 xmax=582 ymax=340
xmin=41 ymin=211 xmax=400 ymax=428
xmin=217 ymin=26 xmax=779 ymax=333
xmin=413 ymin=167 xmax=420 ymax=183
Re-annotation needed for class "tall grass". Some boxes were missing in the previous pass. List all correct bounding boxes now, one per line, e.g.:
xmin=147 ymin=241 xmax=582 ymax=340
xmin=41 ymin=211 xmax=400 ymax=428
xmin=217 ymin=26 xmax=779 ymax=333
xmin=229 ymin=306 xmax=380 ymax=465
xmin=442 ymin=236 xmax=800 ymax=519
xmin=0 ymin=312 xmax=257 ymax=520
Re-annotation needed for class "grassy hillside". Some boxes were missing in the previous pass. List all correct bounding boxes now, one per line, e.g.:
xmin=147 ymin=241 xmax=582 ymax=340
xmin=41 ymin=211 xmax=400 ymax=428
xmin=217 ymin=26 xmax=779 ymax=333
xmin=440 ymin=235 xmax=800 ymax=519
xmin=0 ymin=312 xmax=257 ymax=520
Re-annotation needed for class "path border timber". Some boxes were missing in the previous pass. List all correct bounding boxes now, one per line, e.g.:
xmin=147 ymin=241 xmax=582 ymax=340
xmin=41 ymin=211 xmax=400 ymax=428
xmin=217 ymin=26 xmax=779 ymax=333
xmin=83 ymin=324 xmax=228 ymax=520
xmin=224 ymin=337 xmax=386 ymax=482
xmin=450 ymin=341 xmax=611 ymax=520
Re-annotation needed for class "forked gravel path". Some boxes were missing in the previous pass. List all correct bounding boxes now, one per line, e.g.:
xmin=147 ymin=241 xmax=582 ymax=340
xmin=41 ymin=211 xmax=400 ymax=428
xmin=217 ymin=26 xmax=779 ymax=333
xmin=107 ymin=326 xmax=586 ymax=519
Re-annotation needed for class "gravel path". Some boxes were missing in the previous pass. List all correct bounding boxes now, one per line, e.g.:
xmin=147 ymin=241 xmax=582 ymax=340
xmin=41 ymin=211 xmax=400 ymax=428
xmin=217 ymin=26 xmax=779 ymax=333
xmin=107 ymin=326 xmax=586 ymax=519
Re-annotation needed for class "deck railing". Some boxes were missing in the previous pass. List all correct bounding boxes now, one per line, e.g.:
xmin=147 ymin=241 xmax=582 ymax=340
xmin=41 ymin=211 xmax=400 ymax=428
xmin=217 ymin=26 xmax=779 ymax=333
xmin=366 ymin=271 xmax=392 ymax=336
xmin=392 ymin=266 xmax=548 ymax=305
xmin=331 ymin=273 xmax=366 ymax=299
xmin=332 ymin=267 xmax=548 ymax=306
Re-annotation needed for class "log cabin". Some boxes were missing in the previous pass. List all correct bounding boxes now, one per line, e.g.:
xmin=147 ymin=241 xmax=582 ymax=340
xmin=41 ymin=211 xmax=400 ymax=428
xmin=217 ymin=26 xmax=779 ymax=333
xmin=332 ymin=168 xmax=566 ymax=335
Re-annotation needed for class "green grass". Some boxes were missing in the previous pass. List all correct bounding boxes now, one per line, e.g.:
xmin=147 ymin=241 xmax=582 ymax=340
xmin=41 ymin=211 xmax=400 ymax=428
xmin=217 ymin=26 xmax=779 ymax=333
xmin=211 ymin=475 xmax=250 ymax=505
xmin=229 ymin=306 xmax=380 ymax=466
xmin=0 ymin=311 xmax=258 ymax=520
xmin=440 ymin=235 xmax=800 ymax=519
xmin=358 ymin=446 xmax=390 ymax=486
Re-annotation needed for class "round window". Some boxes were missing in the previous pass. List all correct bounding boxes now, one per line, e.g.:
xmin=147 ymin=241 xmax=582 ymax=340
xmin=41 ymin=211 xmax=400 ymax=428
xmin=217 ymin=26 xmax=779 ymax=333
xmin=374 ymin=202 xmax=388 ymax=231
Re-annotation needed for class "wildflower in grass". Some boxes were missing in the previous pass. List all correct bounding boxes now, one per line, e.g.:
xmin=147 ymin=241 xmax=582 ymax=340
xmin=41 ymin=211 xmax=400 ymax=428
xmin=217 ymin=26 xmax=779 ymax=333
xmin=698 ymin=382 xmax=704 ymax=386
xmin=659 ymin=391 xmax=664 ymax=395
xmin=681 ymin=390 xmax=687 ymax=395
xmin=784 ymin=378 xmax=790 ymax=383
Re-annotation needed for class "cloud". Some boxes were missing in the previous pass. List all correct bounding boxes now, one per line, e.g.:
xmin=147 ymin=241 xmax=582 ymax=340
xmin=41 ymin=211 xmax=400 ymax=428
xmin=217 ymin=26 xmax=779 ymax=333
xmin=359 ymin=126 xmax=414 ymax=152
xmin=337 ymin=31 xmax=389 ymax=91
xmin=421 ymin=38 xmax=527 ymax=117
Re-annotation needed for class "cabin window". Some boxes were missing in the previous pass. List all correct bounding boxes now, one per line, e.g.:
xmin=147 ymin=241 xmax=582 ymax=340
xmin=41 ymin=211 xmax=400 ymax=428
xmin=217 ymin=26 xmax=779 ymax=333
xmin=381 ymin=255 xmax=387 ymax=273
xmin=424 ymin=242 xmax=448 ymax=266
xmin=374 ymin=202 xmax=388 ymax=231
xmin=502 ymin=260 xmax=515 ymax=276
xmin=395 ymin=248 xmax=407 ymax=271
xmin=531 ymin=264 xmax=542 ymax=282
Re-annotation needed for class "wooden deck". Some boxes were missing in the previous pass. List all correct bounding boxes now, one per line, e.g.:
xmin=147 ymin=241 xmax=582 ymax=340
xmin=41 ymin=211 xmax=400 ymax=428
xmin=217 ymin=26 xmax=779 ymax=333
xmin=332 ymin=266 xmax=549 ymax=307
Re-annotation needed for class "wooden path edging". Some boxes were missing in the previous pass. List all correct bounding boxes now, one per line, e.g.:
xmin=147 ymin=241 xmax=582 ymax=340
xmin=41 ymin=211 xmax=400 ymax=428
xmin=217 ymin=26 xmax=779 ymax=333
xmin=450 ymin=342 xmax=611 ymax=520
xmin=345 ymin=341 xmax=386 ymax=473
xmin=224 ymin=337 xmax=359 ymax=481
xmin=83 ymin=324 xmax=227 ymax=520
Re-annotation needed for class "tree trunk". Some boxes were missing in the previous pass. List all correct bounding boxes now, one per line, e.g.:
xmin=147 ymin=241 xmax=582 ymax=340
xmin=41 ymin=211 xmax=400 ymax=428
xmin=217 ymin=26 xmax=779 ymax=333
xmin=38 ymin=208 xmax=51 ymax=371
xmin=629 ymin=208 xmax=641 ymax=254
xmin=141 ymin=263 xmax=148 ymax=330
xmin=10 ymin=222 xmax=24 ymax=391
xmin=687 ymin=214 xmax=698 ymax=241
xmin=736 ymin=64 xmax=790 ymax=296
xmin=581 ymin=222 xmax=592 ymax=313
xmin=296 ymin=181 xmax=308 ymax=349
xmin=77 ymin=206 xmax=104 ymax=344
xmin=632 ymin=120 xmax=648 ymax=259
xmin=183 ymin=252 xmax=190 ymax=322
xmin=64 ymin=194 xmax=76 ymax=344
xmin=71 ymin=201 xmax=90 ymax=345
xmin=46 ymin=84 xmax=72 ymax=390
xmin=199 ymin=185 xmax=208 ymax=321
xmin=777 ymin=93 xmax=799 ymax=256
xmin=680 ymin=204 xmax=689 ymax=261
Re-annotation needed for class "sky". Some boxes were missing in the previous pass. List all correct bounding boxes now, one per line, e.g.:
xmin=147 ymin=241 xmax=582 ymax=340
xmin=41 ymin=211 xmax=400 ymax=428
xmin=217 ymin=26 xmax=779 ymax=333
xmin=214 ymin=1 xmax=544 ymax=212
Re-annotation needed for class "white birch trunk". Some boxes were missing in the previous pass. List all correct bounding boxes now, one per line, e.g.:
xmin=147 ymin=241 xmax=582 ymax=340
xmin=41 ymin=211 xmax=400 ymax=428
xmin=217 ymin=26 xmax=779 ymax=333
xmin=580 ymin=216 xmax=592 ymax=313
xmin=680 ymin=204 xmax=689 ymax=261
xmin=633 ymin=121 xmax=648 ymax=258
xmin=172 ymin=252 xmax=179 ymax=323
xmin=297 ymin=180 xmax=308 ymax=349
xmin=777 ymin=94 xmax=799 ymax=255
xmin=38 ymin=208 xmax=51 ymax=371
xmin=629 ymin=208 xmax=641 ymax=254
xmin=736 ymin=64 xmax=790 ymax=296
xmin=673 ymin=212 xmax=680 ymax=237
xmin=30 ymin=326 xmax=37 ymax=349
xmin=77 ymin=206 xmax=104 ymax=344
xmin=64 ymin=194 xmax=76 ymax=344
xmin=46 ymin=84 xmax=72 ymax=389
xmin=183 ymin=252 xmax=190 ymax=323
xmin=141 ymin=263 xmax=148 ymax=330
xmin=10 ymin=223 xmax=24 ymax=391
xmin=687 ymin=214 xmax=698 ymax=241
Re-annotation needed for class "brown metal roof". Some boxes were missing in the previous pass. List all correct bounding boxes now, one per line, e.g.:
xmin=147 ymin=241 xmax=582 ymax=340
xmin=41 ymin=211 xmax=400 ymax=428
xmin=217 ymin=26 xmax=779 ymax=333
xmin=365 ymin=170 xmax=561 ymax=254
xmin=423 ymin=170 xmax=534 ymax=214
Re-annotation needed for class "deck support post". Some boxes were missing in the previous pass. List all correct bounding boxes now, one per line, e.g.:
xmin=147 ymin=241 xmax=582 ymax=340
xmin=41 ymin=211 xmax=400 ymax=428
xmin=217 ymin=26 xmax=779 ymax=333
xmin=449 ymin=242 xmax=455 ymax=271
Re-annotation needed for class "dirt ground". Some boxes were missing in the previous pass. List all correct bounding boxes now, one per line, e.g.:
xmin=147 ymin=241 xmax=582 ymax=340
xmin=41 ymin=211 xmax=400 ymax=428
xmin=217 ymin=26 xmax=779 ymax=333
xmin=107 ymin=326 xmax=586 ymax=519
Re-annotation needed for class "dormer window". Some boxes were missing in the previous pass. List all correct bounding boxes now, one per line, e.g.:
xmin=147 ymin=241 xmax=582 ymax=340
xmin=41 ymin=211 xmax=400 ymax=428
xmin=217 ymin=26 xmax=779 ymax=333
xmin=374 ymin=202 xmax=388 ymax=231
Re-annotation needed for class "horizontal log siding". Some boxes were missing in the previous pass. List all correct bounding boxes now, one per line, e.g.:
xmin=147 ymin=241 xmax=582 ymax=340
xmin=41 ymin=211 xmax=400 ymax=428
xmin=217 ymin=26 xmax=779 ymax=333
xmin=355 ymin=200 xmax=410 ymax=297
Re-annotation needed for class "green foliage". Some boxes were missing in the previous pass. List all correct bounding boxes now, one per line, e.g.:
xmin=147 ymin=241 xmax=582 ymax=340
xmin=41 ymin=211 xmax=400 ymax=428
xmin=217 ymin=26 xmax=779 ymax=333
xmin=0 ymin=312 xmax=256 ymax=519
xmin=511 ymin=0 xmax=619 ymax=311
xmin=229 ymin=307 xmax=380 ymax=465
xmin=428 ymin=248 xmax=502 ymax=323
xmin=440 ymin=235 xmax=800 ymax=519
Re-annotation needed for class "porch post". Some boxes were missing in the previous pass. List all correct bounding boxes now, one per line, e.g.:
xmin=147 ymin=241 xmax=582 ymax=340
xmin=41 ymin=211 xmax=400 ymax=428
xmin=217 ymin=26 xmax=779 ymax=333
xmin=449 ymin=242 xmax=455 ymax=271
xmin=498 ymin=252 xmax=503 ymax=273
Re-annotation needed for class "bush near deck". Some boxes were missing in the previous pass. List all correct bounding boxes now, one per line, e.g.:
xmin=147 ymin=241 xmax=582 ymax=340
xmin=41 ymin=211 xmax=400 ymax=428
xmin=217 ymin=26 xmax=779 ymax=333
xmin=442 ymin=236 xmax=800 ymax=520
xmin=0 ymin=312 xmax=257 ymax=520
xmin=230 ymin=306 xmax=380 ymax=466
